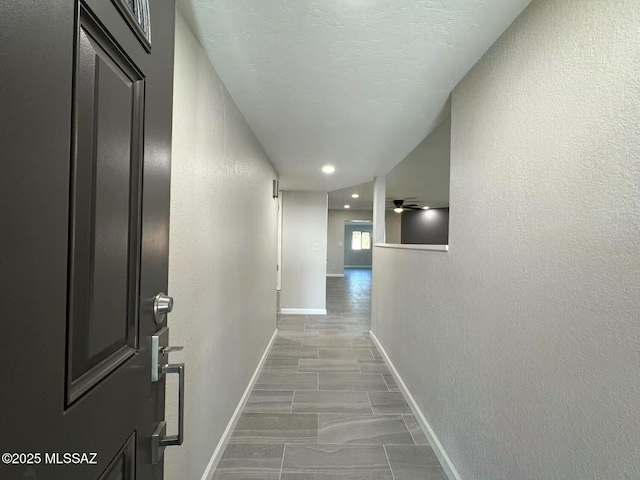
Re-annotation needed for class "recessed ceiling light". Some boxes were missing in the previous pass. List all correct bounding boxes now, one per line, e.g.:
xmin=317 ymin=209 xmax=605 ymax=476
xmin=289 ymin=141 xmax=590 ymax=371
xmin=393 ymin=207 xmax=404 ymax=213
xmin=322 ymin=165 xmax=335 ymax=174
xmin=351 ymin=193 xmax=359 ymax=198
xmin=344 ymin=205 xmax=350 ymax=209
xmin=422 ymin=206 xmax=430 ymax=210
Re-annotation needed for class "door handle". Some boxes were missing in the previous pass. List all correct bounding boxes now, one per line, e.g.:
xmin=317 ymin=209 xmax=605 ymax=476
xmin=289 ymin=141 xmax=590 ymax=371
xmin=151 ymin=327 xmax=183 ymax=382
xmin=151 ymin=362 xmax=185 ymax=464
xmin=160 ymin=363 xmax=184 ymax=446
xmin=162 ymin=346 xmax=183 ymax=355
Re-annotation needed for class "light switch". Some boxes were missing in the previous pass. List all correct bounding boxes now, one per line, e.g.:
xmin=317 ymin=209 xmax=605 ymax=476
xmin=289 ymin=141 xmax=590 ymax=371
xmin=314 ymin=242 xmax=320 ymax=251
xmin=338 ymin=242 xmax=343 ymax=247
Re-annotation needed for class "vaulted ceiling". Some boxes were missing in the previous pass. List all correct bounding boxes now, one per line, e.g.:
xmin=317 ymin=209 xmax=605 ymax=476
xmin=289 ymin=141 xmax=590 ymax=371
xmin=328 ymin=113 xmax=451 ymax=210
xmin=178 ymin=0 xmax=529 ymax=192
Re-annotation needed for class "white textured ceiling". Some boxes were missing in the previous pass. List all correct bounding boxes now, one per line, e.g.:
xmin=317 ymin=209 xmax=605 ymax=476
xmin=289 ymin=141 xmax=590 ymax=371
xmin=177 ymin=0 xmax=529 ymax=191
xmin=328 ymin=181 xmax=375 ymax=210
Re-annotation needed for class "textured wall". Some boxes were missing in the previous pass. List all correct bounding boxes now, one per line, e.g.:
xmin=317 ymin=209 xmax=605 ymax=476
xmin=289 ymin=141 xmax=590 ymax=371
xmin=166 ymin=12 xmax=278 ymax=480
xmin=281 ymin=191 xmax=328 ymax=311
xmin=372 ymin=0 xmax=640 ymax=478
xmin=385 ymin=213 xmax=401 ymax=244
xmin=327 ymin=210 xmax=373 ymax=275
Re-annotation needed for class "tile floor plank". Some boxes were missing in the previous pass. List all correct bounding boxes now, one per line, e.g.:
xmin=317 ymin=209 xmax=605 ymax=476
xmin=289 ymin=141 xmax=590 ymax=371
xmin=368 ymin=392 xmax=412 ymax=414
xmin=319 ymin=372 xmax=389 ymax=391
xmin=298 ymin=359 xmax=360 ymax=373
xmin=244 ymin=390 xmax=294 ymax=413
xmin=292 ymin=391 xmax=372 ymax=414
xmin=281 ymin=444 xmax=393 ymax=480
xmin=318 ymin=414 xmax=414 ymax=445
xmin=302 ymin=336 xmax=353 ymax=348
xmin=213 ymin=444 xmax=284 ymax=480
xmin=230 ymin=413 xmax=318 ymax=444
xmin=277 ymin=318 xmax=307 ymax=331
xmin=350 ymin=336 xmax=376 ymax=347
xmin=358 ymin=360 xmax=391 ymax=374
xmin=273 ymin=336 xmax=303 ymax=347
xmin=383 ymin=374 xmax=400 ymax=392
xmin=403 ymin=415 xmax=429 ymax=445
xmin=255 ymin=372 xmax=318 ymax=391
xmin=385 ymin=445 xmax=447 ymax=480
xmin=267 ymin=346 xmax=318 ymax=359
xmin=318 ymin=348 xmax=375 ymax=359
xmin=261 ymin=358 xmax=300 ymax=373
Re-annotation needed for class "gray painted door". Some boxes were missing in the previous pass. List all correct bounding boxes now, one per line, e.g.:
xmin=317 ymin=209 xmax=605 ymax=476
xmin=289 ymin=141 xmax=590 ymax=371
xmin=0 ymin=1 xmax=175 ymax=479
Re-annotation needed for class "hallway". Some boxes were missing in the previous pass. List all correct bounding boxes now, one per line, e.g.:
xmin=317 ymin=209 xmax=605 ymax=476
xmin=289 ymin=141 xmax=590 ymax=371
xmin=2 ymin=1 xmax=639 ymax=479
xmin=213 ymin=269 xmax=446 ymax=479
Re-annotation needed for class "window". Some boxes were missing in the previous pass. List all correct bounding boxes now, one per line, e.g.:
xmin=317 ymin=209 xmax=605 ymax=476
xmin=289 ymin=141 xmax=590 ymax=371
xmin=351 ymin=231 xmax=371 ymax=250
xmin=362 ymin=231 xmax=371 ymax=250
xmin=351 ymin=231 xmax=362 ymax=250
xmin=113 ymin=0 xmax=152 ymax=50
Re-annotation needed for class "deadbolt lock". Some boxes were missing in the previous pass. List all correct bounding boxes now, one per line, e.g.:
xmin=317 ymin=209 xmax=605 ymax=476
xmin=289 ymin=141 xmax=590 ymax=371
xmin=153 ymin=292 xmax=174 ymax=325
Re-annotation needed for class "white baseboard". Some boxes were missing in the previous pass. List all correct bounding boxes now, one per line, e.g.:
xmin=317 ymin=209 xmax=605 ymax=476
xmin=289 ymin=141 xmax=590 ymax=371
xmin=369 ymin=331 xmax=462 ymax=480
xmin=326 ymin=274 xmax=345 ymax=278
xmin=280 ymin=308 xmax=327 ymax=315
xmin=200 ymin=329 xmax=278 ymax=480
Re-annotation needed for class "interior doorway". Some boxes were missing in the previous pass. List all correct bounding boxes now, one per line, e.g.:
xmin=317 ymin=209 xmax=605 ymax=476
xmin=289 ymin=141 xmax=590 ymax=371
xmin=344 ymin=220 xmax=373 ymax=269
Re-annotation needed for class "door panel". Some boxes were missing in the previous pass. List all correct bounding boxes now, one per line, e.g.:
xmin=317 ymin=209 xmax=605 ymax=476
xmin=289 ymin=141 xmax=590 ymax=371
xmin=68 ymin=8 xmax=145 ymax=404
xmin=99 ymin=433 xmax=136 ymax=480
xmin=0 ymin=1 xmax=176 ymax=479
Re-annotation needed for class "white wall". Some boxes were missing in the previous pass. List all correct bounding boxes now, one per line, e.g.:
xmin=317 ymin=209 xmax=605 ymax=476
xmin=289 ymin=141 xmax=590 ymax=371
xmin=277 ymin=193 xmax=283 ymax=290
xmin=281 ymin=191 xmax=328 ymax=313
xmin=385 ymin=213 xmax=401 ymax=244
xmin=327 ymin=210 xmax=373 ymax=275
xmin=372 ymin=175 xmax=386 ymax=245
xmin=372 ymin=0 xmax=640 ymax=479
xmin=167 ymin=12 xmax=278 ymax=480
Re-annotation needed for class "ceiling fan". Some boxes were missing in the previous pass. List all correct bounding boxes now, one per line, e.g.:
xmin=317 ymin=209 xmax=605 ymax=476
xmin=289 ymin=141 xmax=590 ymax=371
xmin=387 ymin=199 xmax=421 ymax=212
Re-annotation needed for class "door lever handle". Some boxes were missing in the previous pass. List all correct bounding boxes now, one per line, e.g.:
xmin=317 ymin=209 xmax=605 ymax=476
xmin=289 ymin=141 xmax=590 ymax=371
xmin=151 ymin=330 xmax=183 ymax=382
xmin=162 ymin=346 xmax=183 ymax=355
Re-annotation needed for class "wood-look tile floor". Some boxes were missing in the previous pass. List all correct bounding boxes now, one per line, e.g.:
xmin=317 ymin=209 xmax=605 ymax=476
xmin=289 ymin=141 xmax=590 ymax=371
xmin=213 ymin=269 xmax=447 ymax=480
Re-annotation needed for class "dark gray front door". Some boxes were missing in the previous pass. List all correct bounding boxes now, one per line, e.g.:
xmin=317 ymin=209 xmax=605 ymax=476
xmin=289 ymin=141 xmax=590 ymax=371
xmin=0 ymin=0 xmax=175 ymax=479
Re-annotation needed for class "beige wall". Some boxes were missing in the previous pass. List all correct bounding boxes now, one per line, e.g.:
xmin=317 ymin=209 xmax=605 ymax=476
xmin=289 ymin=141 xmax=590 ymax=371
xmin=166 ymin=12 xmax=278 ymax=480
xmin=281 ymin=191 xmax=328 ymax=313
xmin=372 ymin=0 xmax=640 ymax=478
xmin=327 ymin=209 xmax=373 ymax=275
